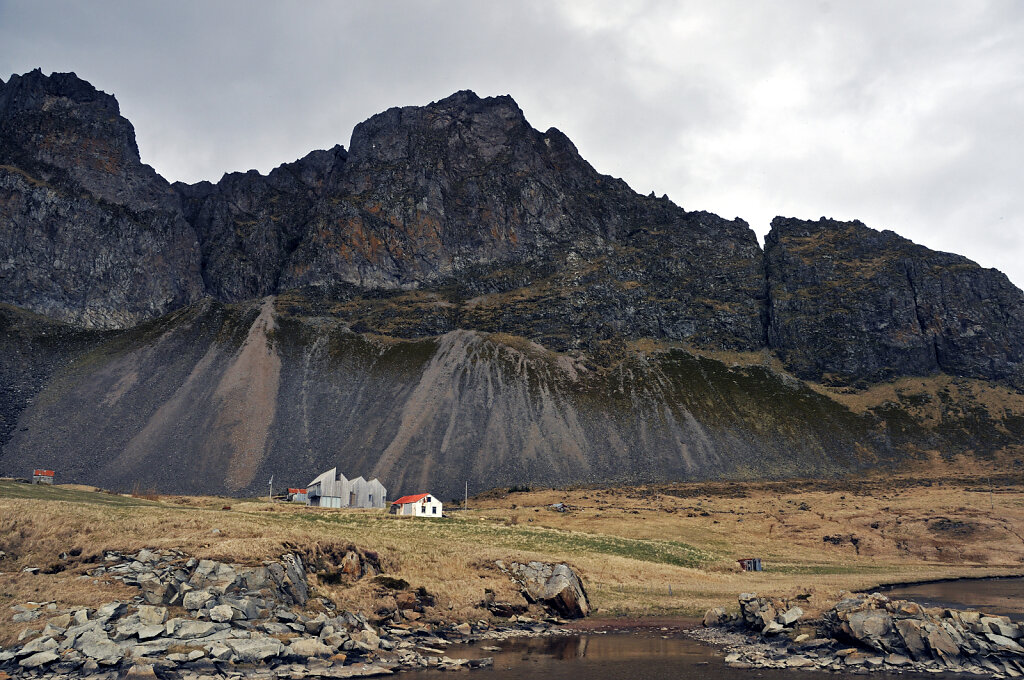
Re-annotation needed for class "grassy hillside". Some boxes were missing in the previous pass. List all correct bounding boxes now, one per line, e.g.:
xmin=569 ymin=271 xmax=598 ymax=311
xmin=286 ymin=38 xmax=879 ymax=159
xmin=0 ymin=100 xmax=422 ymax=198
xmin=1 ymin=475 xmax=1021 ymax=646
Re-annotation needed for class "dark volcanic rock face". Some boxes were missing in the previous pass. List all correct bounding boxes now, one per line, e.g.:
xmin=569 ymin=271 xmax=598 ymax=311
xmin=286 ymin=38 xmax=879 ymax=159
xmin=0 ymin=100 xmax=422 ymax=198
xmin=765 ymin=217 xmax=1024 ymax=388
xmin=175 ymin=146 xmax=346 ymax=302
xmin=0 ymin=69 xmax=204 ymax=327
xmin=176 ymin=89 xmax=766 ymax=351
xmin=324 ymin=91 xmax=766 ymax=351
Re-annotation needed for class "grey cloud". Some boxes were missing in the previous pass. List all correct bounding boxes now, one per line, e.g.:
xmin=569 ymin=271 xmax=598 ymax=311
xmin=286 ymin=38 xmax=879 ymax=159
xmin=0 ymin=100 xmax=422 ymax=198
xmin=1 ymin=0 xmax=1022 ymax=285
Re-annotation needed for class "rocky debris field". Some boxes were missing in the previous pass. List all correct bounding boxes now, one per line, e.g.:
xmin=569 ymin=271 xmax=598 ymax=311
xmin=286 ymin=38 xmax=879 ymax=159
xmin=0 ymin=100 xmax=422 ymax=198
xmin=0 ymin=549 xmax=578 ymax=679
xmin=698 ymin=591 xmax=1024 ymax=678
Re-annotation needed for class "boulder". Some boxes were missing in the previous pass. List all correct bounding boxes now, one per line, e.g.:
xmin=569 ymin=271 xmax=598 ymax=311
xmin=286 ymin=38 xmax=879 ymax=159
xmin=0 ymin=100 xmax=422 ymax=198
xmin=885 ymin=653 xmax=912 ymax=666
xmin=136 ymin=624 xmax=165 ymax=640
xmin=987 ymin=633 xmax=1024 ymax=654
xmin=894 ymin=619 xmax=929 ymax=660
xmin=927 ymin=626 xmax=961 ymax=660
xmin=846 ymin=610 xmax=892 ymax=651
xmin=498 ymin=561 xmax=590 ymax=618
xmin=18 ymin=635 xmax=57 ymax=656
xmin=94 ymin=601 xmax=125 ymax=622
xmin=171 ymin=620 xmax=218 ymax=639
xmin=288 ymin=637 xmax=334 ymax=658
xmin=48 ymin=613 xmax=71 ymax=629
xmin=114 ymin=621 xmax=165 ymax=641
xmin=207 ymin=643 xmax=233 ymax=661
xmin=19 ymin=651 xmax=59 ymax=668
xmin=281 ymin=553 xmax=309 ymax=605
xmin=183 ymin=590 xmax=214 ymax=610
xmin=226 ymin=636 xmax=285 ymax=663
xmin=135 ymin=549 xmax=159 ymax=564
xmin=136 ymin=605 xmax=168 ymax=625
xmin=221 ymin=594 xmax=261 ymax=620
xmin=757 ymin=605 xmax=778 ymax=630
xmin=209 ymin=604 xmax=234 ymax=623
xmin=75 ymin=633 xmax=123 ymax=665
xmin=123 ymin=663 xmax=158 ymax=680
xmin=778 ymin=606 xmax=803 ymax=626
xmin=985 ymin=617 xmax=1023 ymax=639
xmin=703 ymin=607 xmax=728 ymax=627
xmin=139 ymin=577 xmax=172 ymax=605
xmin=352 ymin=629 xmax=381 ymax=651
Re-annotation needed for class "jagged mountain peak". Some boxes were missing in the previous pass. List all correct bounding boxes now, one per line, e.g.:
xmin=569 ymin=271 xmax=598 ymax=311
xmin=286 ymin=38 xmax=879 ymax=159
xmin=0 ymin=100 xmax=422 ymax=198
xmin=0 ymin=68 xmax=118 ymax=109
xmin=347 ymin=88 xmax=539 ymax=167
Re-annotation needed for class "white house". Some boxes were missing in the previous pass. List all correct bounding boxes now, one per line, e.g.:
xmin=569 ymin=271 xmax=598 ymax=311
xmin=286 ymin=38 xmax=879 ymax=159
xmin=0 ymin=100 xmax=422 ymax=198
xmin=390 ymin=493 xmax=443 ymax=517
xmin=306 ymin=468 xmax=387 ymax=509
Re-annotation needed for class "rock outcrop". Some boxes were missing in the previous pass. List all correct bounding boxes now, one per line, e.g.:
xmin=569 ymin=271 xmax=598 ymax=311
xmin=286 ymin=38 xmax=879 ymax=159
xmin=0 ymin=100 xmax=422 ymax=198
xmin=698 ymin=591 xmax=1024 ymax=678
xmin=496 ymin=560 xmax=590 ymax=618
xmin=173 ymin=146 xmax=345 ymax=302
xmin=0 ymin=69 xmax=205 ymax=328
xmin=0 ymin=548 xmax=568 ymax=679
xmin=823 ymin=592 xmax=1024 ymax=664
xmin=702 ymin=593 xmax=804 ymax=635
xmin=766 ymin=217 xmax=1024 ymax=388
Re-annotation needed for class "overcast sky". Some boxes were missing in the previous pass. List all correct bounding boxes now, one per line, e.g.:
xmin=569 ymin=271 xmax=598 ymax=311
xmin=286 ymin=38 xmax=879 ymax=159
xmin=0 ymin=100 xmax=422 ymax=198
xmin=2 ymin=1 xmax=1023 ymax=286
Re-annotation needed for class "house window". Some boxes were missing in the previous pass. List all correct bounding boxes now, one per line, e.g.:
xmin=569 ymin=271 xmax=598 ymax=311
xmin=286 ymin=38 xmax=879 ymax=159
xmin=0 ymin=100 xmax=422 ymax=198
xmin=369 ymin=494 xmax=374 ymax=505
xmin=432 ymin=506 xmax=437 ymax=514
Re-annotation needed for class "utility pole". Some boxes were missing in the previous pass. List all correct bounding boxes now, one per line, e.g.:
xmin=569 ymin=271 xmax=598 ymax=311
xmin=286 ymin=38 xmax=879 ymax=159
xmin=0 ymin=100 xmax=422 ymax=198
xmin=269 ymin=475 xmax=274 ymax=503
xmin=465 ymin=481 xmax=468 ymax=510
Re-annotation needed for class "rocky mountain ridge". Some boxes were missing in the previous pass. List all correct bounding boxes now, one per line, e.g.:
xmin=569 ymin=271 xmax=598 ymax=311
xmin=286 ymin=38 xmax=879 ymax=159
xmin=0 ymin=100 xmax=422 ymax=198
xmin=1 ymin=69 xmax=1022 ymax=496
xmin=4 ymin=70 xmax=1021 ymax=389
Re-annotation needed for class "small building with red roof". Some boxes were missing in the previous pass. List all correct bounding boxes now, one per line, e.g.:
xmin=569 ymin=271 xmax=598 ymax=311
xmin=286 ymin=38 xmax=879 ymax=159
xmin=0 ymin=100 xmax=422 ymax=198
xmin=390 ymin=492 xmax=442 ymax=517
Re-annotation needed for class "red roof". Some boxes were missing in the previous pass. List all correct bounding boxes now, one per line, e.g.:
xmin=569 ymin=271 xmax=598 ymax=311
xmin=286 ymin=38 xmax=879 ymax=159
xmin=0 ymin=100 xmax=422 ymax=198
xmin=288 ymin=488 xmax=307 ymax=494
xmin=33 ymin=470 xmax=54 ymax=476
xmin=392 ymin=493 xmax=430 ymax=505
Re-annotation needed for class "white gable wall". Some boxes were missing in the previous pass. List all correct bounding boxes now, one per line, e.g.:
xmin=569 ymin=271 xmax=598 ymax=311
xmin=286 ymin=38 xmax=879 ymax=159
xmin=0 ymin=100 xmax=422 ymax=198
xmin=419 ymin=495 xmax=442 ymax=516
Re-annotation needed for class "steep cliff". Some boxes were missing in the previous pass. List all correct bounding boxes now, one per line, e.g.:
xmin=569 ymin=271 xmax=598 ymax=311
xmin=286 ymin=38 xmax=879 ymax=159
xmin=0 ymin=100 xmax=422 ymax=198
xmin=0 ymin=70 xmax=205 ymax=327
xmin=765 ymin=217 xmax=1024 ymax=389
xmin=174 ymin=89 xmax=766 ymax=352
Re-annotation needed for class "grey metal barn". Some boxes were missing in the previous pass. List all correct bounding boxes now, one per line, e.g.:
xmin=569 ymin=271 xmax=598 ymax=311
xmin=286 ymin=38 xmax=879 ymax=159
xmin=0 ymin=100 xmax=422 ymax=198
xmin=306 ymin=468 xmax=387 ymax=509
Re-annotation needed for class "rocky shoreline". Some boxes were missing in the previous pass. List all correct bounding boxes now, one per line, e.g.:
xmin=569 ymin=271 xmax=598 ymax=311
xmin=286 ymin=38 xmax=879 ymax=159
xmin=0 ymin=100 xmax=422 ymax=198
xmin=1 ymin=549 xmax=580 ymax=679
xmin=696 ymin=592 xmax=1024 ymax=678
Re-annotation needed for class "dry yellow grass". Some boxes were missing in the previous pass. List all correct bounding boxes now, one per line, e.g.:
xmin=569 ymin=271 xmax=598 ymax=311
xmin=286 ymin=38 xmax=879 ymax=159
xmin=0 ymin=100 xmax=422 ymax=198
xmin=1 ymin=474 xmax=1022 ymax=646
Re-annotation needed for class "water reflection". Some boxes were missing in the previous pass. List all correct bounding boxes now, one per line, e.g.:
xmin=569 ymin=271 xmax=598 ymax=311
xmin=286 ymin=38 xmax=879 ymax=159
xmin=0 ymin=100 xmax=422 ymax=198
xmin=397 ymin=578 xmax=1024 ymax=679
xmin=496 ymin=632 xmax=697 ymax=662
xmin=397 ymin=631 xmax=955 ymax=680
